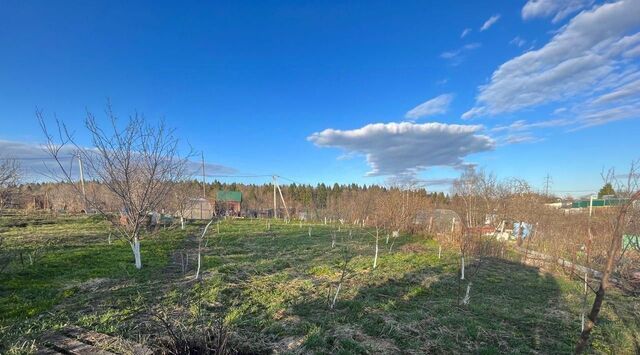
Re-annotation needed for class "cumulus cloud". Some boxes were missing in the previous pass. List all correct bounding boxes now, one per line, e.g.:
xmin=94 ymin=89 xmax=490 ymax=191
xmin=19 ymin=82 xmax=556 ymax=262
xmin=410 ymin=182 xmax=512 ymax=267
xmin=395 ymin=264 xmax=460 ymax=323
xmin=480 ymin=14 xmax=501 ymax=31
xmin=460 ymin=28 xmax=472 ymax=38
xmin=405 ymin=94 xmax=453 ymax=120
xmin=464 ymin=0 xmax=640 ymax=129
xmin=307 ymin=122 xmax=495 ymax=178
xmin=522 ymin=0 xmax=594 ymax=23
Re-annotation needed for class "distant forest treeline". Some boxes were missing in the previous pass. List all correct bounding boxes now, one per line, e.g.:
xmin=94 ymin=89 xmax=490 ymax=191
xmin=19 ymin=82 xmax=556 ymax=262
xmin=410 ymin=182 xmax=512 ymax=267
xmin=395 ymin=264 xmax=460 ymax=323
xmin=7 ymin=180 xmax=451 ymax=216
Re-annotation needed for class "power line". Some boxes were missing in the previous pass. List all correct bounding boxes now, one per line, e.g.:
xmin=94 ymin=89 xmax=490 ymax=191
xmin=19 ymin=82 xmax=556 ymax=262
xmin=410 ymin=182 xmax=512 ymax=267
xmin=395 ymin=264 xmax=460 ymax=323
xmin=3 ymin=156 xmax=75 ymax=161
xmin=192 ymin=174 xmax=273 ymax=178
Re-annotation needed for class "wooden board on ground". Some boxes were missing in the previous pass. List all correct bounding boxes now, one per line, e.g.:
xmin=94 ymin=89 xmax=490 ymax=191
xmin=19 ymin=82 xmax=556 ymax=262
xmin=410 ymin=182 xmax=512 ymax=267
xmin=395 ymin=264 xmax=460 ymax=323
xmin=38 ymin=326 xmax=152 ymax=355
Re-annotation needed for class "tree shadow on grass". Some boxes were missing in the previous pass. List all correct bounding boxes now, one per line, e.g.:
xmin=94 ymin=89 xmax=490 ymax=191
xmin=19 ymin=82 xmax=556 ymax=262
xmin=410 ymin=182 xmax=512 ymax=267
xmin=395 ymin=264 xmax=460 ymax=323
xmin=285 ymin=256 xmax=581 ymax=354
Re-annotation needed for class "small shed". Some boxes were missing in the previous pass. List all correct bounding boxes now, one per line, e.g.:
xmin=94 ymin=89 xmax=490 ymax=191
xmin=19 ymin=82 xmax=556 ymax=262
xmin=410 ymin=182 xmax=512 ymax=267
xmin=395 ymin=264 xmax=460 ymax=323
xmin=185 ymin=198 xmax=215 ymax=220
xmin=215 ymin=191 xmax=242 ymax=216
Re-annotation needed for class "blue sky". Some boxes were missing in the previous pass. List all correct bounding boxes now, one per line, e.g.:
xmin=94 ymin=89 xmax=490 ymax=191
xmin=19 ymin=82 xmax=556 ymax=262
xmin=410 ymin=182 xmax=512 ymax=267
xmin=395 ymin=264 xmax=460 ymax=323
xmin=1 ymin=0 xmax=639 ymax=196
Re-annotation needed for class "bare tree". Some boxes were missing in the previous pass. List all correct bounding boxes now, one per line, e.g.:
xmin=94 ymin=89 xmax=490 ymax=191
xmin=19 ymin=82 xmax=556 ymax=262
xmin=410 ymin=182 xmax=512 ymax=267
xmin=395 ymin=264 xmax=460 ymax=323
xmin=0 ymin=158 xmax=21 ymax=213
xmin=451 ymin=168 xmax=507 ymax=305
xmin=166 ymin=181 xmax=200 ymax=230
xmin=195 ymin=219 xmax=214 ymax=280
xmin=38 ymin=104 xmax=191 ymax=269
xmin=576 ymin=160 xmax=640 ymax=353
xmin=330 ymin=240 xmax=352 ymax=309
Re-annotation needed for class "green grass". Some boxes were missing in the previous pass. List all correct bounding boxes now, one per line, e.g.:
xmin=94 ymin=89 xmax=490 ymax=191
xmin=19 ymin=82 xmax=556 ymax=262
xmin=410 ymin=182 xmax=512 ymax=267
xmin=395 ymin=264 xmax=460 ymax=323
xmin=0 ymin=214 xmax=184 ymax=349
xmin=1 ymin=216 xmax=638 ymax=353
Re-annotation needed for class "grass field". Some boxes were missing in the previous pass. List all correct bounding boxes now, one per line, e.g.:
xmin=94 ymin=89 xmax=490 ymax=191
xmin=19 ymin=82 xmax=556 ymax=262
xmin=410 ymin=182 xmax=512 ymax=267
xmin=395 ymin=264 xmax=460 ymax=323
xmin=1 ymin=215 xmax=639 ymax=354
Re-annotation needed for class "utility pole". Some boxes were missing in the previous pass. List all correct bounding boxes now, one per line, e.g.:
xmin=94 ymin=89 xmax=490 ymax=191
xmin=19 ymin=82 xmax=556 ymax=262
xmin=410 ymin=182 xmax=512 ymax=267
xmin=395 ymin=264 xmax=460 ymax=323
xmin=543 ymin=174 xmax=552 ymax=196
xmin=201 ymin=152 xmax=205 ymax=219
xmin=275 ymin=177 xmax=290 ymax=220
xmin=202 ymin=152 xmax=206 ymax=199
xmin=273 ymin=175 xmax=278 ymax=219
xmin=78 ymin=155 xmax=87 ymax=214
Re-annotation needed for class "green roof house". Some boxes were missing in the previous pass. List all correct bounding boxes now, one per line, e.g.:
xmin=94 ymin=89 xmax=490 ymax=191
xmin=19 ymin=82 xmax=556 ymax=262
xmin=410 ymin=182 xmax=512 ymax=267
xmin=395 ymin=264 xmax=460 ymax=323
xmin=215 ymin=191 xmax=242 ymax=216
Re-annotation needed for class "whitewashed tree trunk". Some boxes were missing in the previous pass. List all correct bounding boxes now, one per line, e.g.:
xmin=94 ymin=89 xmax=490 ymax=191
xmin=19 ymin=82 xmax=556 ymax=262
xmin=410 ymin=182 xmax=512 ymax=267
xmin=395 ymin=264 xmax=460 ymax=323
xmin=108 ymin=232 xmax=111 ymax=245
xmin=308 ymin=227 xmax=311 ymax=237
xmin=438 ymin=245 xmax=442 ymax=259
xmin=195 ymin=219 xmax=214 ymax=280
xmin=385 ymin=233 xmax=390 ymax=244
xmin=196 ymin=251 xmax=202 ymax=280
xmin=180 ymin=216 xmax=185 ymax=230
xmin=131 ymin=236 xmax=142 ymax=269
xmin=581 ymin=271 xmax=588 ymax=331
xmin=331 ymin=283 xmax=342 ymax=309
xmin=373 ymin=228 xmax=379 ymax=269
xmin=461 ymin=256 xmax=465 ymax=280
xmin=462 ymin=282 xmax=472 ymax=305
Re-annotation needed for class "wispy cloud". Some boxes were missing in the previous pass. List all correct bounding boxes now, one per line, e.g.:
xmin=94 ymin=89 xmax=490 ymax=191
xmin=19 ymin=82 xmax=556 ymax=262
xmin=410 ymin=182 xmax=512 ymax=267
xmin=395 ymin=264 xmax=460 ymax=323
xmin=463 ymin=0 xmax=640 ymax=130
xmin=480 ymin=14 xmax=501 ymax=31
xmin=440 ymin=42 xmax=481 ymax=65
xmin=503 ymin=135 xmax=543 ymax=144
xmin=0 ymin=139 xmax=237 ymax=181
xmin=405 ymin=94 xmax=453 ymax=120
xmin=460 ymin=28 xmax=472 ymax=38
xmin=522 ymin=0 xmax=594 ymax=23
xmin=489 ymin=119 xmax=575 ymax=145
xmin=308 ymin=122 xmax=494 ymax=179
xmin=510 ymin=36 xmax=527 ymax=48
xmin=491 ymin=118 xmax=575 ymax=133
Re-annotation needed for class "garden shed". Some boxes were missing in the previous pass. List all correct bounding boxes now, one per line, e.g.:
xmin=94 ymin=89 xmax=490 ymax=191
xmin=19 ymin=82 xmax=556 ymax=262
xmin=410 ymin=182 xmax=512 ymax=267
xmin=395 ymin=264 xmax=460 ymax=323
xmin=216 ymin=191 xmax=242 ymax=216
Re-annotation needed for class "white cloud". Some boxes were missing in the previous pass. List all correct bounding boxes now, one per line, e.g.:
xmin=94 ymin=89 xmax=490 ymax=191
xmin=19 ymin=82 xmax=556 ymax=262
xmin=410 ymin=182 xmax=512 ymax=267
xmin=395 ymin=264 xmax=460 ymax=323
xmin=0 ymin=139 xmax=236 ymax=181
xmin=503 ymin=135 xmax=543 ymax=144
xmin=575 ymin=103 xmax=640 ymax=129
xmin=461 ymin=106 xmax=486 ymax=120
xmin=0 ymin=140 xmax=78 ymax=180
xmin=510 ymin=36 xmax=527 ymax=47
xmin=480 ymin=14 xmax=501 ymax=31
xmin=440 ymin=42 xmax=481 ymax=65
xmin=405 ymin=94 xmax=453 ymax=120
xmin=490 ymin=118 xmax=575 ymax=145
xmin=591 ymin=77 xmax=640 ymax=104
xmin=308 ymin=122 xmax=495 ymax=178
xmin=553 ymin=107 xmax=568 ymax=114
xmin=464 ymin=0 xmax=640 ymax=129
xmin=522 ymin=0 xmax=594 ymax=23
xmin=491 ymin=118 xmax=575 ymax=133
xmin=461 ymin=28 xmax=472 ymax=38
